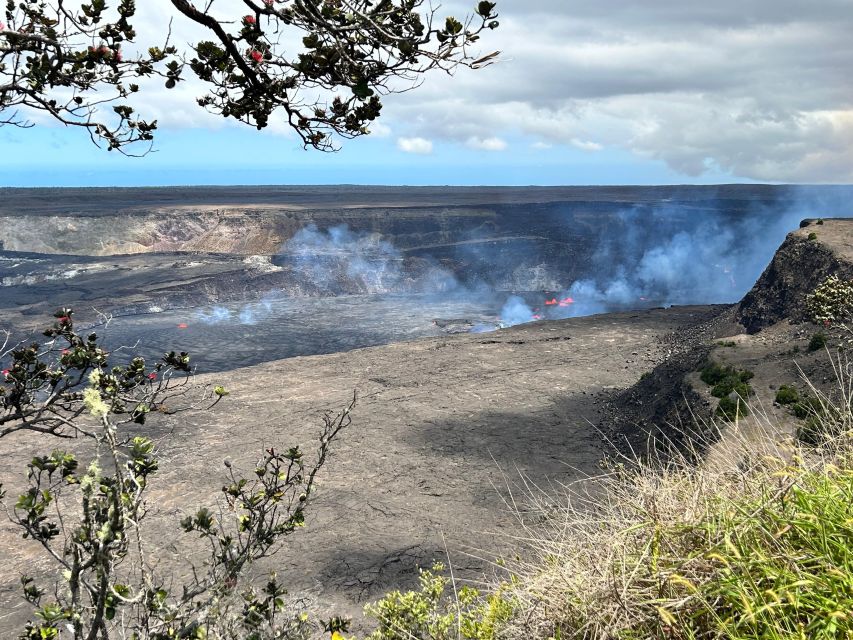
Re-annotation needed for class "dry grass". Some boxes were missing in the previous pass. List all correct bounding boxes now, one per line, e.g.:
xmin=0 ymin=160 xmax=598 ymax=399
xmin=493 ymin=354 xmax=853 ymax=640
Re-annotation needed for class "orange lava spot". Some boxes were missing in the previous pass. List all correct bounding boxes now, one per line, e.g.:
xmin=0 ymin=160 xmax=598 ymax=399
xmin=545 ymin=298 xmax=558 ymax=306
xmin=177 ymin=323 xmax=189 ymax=329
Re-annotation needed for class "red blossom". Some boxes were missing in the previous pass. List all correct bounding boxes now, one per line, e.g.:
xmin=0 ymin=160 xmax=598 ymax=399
xmin=250 ymin=50 xmax=263 ymax=63
xmin=2 ymin=369 xmax=10 ymax=377
xmin=243 ymin=15 xmax=256 ymax=24
xmin=148 ymin=372 xmax=158 ymax=381
xmin=57 ymin=316 xmax=70 ymax=323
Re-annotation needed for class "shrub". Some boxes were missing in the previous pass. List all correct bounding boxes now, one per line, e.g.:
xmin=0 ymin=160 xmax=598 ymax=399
xmin=792 ymin=394 xmax=824 ymax=419
xmin=700 ymin=362 xmax=754 ymax=420
xmin=364 ymin=564 xmax=514 ymax=640
xmin=700 ymin=362 xmax=735 ymax=385
xmin=806 ymin=275 xmax=853 ymax=325
xmin=809 ymin=331 xmax=828 ymax=352
xmin=775 ymin=385 xmax=800 ymax=405
xmin=0 ymin=310 xmax=355 ymax=639
xmin=808 ymin=232 xmax=818 ymax=240
xmin=716 ymin=395 xmax=749 ymax=421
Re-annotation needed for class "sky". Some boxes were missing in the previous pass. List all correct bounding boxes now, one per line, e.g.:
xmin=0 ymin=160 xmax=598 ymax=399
xmin=2 ymin=0 xmax=852 ymax=187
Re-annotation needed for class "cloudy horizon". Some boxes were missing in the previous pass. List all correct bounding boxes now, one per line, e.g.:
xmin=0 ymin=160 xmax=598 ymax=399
xmin=2 ymin=0 xmax=851 ymax=187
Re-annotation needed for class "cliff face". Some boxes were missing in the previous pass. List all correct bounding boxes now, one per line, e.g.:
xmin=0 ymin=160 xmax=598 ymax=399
xmin=737 ymin=219 xmax=853 ymax=333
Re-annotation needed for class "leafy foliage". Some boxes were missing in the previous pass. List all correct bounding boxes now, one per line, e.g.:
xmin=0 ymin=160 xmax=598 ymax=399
xmin=699 ymin=362 xmax=753 ymax=422
xmin=1 ymin=0 xmax=499 ymax=152
xmin=774 ymin=385 xmax=800 ymax=406
xmin=0 ymin=310 xmax=354 ymax=639
xmin=809 ymin=331 xmax=828 ymax=352
xmin=806 ymin=275 xmax=853 ymax=326
xmin=364 ymin=564 xmax=514 ymax=640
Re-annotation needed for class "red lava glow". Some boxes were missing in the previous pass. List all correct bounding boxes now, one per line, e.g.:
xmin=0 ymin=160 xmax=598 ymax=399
xmin=545 ymin=298 xmax=558 ymax=306
xmin=177 ymin=323 xmax=189 ymax=329
xmin=558 ymin=297 xmax=575 ymax=307
xmin=532 ymin=314 xmax=542 ymax=320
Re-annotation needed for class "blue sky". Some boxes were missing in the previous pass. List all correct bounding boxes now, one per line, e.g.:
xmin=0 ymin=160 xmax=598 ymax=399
xmin=1 ymin=126 xmax=738 ymax=187
xmin=2 ymin=0 xmax=851 ymax=187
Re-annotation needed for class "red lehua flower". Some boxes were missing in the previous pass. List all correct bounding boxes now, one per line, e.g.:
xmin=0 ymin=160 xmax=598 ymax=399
xmin=824 ymin=320 xmax=832 ymax=327
xmin=2 ymin=369 xmax=10 ymax=377
xmin=148 ymin=372 xmax=158 ymax=381
xmin=0 ymin=21 xmax=6 ymax=30
xmin=58 ymin=316 xmax=70 ymax=323
xmin=243 ymin=15 xmax=256 ymax=24
xmin=250 ymin=50 xmax=263 ymax=63
xmin=115 ymin=50 xmax=123 ymax=62
xmin=61 ymin=349 xmax=70 ymax=355
xmin=264 ymin=0 xmax=274 ymax=5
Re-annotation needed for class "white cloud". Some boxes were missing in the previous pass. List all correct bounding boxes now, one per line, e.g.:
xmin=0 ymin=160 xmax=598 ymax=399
xmin=9 ymin=0 xmax=853 ymax=182
xmin=571 ymin=139 xmax=603 ymax=152
xmin=396 ymin=137 xmax=434 ymax=155
xmin=465 ymin=136 xmax=508 ymax=151
xmin=377 ymin=2 xmax=853 ymax=182
xmin=531 ymin=141 xmax=553 ymax=150
xmin=368 ymin=122 xmax=392 ymax=138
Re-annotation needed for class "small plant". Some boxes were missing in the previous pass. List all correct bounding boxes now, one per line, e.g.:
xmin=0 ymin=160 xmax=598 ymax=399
xmin=0 ymin=310 xmax=355 ymax=639
xmin=700 ymin=362 xmax=736 ymax=386
xmin=808 ymin=232 xmax=818 ymax=240
xmin=775 ymin=385 xmax=800 ymax=405
xmin=716 ymin=340 xmax=737 ymax=348
xmin=817 ymin=218 xmax=825 ymax=225
xmin=716 ymin=395 xmax=748 ymax=421
xmin=792 ymin=394 xmax=824 ymax=419
xmin=809 ymin=331 xmax=828 ymax=352
xmin=806 ymin=275 xmax=853 ymax=325
xmin=700 ymin=362 xmax=754 ymax=421
xmin=364 ymin=564 xmax=514 ymax=640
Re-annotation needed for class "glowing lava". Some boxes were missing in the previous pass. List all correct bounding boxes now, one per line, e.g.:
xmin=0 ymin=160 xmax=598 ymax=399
xmin=177 ymin=323 xmax=189 ymax=329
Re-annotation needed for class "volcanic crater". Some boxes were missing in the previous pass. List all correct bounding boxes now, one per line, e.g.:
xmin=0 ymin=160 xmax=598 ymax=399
xmin=1 ymin=186 xmax=853 ymax=633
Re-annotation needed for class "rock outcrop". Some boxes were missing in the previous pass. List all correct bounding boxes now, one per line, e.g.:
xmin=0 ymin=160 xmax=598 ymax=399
xmin=737 ymin=219 xmax=853 ymax=332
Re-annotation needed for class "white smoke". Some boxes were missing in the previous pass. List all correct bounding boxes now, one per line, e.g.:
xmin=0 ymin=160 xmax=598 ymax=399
xmin=196 ymin=298 xmax=275 ymax=326
xmin=499 ymin=295 xmax=536 ymax=327
xmin=282 ymin=224 xmax=404 ymax=294
xmin=545 ymin=188 xmax=851 ymax=319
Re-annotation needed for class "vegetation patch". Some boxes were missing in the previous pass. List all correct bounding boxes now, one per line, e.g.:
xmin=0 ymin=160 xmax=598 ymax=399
xmin=774 ymin=384 xmax=800 ymax=405
xmin=364 ymin=564 xmax=514 ymax=640
xmin=809 ymin=331 xmax=828 ymax=352
xmin=806 ymin=275 xmax=853 ymax=326
xmin=699 ymin=362 xmax=754 ymax=421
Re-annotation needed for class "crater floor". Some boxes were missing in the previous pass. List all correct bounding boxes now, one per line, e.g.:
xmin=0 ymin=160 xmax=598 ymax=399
xmin=0 ymin=304 xmax=723 ymax=632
